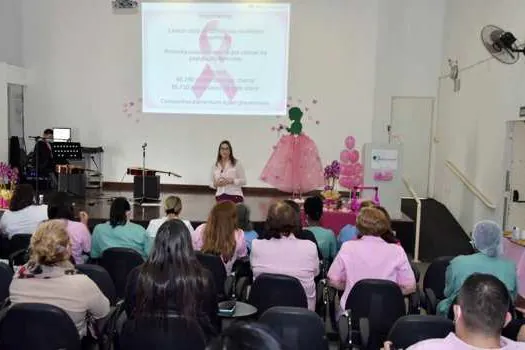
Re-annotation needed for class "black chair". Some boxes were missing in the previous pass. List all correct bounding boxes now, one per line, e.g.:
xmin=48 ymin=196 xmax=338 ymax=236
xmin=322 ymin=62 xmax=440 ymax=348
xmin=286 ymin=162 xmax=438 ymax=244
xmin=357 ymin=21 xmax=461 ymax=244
xmin=76 ymin=264 xmax=117 ymax=306
xmin=120 ymin=317 xmax=207 ymax=350
xmin=0 ymin=262 xmax=13 ymax=304
xmin=248 ymin=273 xmax=307 ymax=317
xmin=338 ymin=279 xmax=406 ymax=350
xmin=8 ymin=234 xmax=32 ymax=255
xmin=387 ymin=315 xmax=454 ymax=349
xmin=196 ymin=252 xmax=228 ymax=300
xmin=231 ymin=257 xmax=253 ymax=301
xmin=260 ymin=306 xmax=329 ymax=350
xmin=100 ymin=248 xmax=144 ymax=299
xmin=0 ymin=303 xmax=81 ymax=350
xmin=422 ymin=256 xmax=454 ymax=314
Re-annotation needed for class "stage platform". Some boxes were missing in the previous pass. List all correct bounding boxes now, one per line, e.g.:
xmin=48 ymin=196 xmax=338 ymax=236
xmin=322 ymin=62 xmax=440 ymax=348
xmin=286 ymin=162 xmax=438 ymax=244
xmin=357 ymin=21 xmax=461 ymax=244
xmin=69 ymin=188 xmax=415 ymax=256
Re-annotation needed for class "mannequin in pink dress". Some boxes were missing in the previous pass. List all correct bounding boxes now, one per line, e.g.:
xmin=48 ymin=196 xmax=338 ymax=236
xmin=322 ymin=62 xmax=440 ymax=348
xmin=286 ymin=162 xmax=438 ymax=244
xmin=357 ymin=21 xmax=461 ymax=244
xmin=260 ymin=107 xmax=324 ymax=195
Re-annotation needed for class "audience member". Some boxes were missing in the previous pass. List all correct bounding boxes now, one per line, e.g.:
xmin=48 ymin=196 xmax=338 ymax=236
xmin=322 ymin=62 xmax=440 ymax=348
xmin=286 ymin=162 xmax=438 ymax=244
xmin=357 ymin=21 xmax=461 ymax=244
xmin=283 ymin=199 xmax=323 ymax=260
xmin=9 ymin=220 xmax=109 ymax=337
xmin=46 ymin=191 xmax=91 ymax=264
xmin=304 ymin=196 xmax=337 ymax=261
xmin=192 ymin=201 xmax=247 ymax=274
xmin=438 ymin=220 xmax=517 ymax=316
xmin=337 ymin=199 xmax=375 ymax=248
xmin=328 ymin=207 xmax=416 ymax=312
xmin=125 ymin=219 xmax=219 ymax=339
xmin=0 ymin=184 xmax=47 ymax=238
xmin=146 ymin=195 xmax=194 ymax=238
xmin=91 ymin=197 xmax=151 ymax=259
xmin=375 ymin=205 xmax=400 ymax=245
xmin=207 ymin=322 xmax=283 ymax=350
xmin=236 ymin=203 xmax=258 ymax=252
xmin=402 ymin=274 xmax=524 ymax=349
xmin=251 ymin=201 xmax=319 ymax=310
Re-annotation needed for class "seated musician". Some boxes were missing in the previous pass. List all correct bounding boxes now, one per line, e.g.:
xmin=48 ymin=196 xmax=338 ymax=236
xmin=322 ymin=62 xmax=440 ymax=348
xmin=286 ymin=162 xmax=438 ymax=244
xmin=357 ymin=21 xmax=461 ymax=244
xmin=33 ymin=128 xmax=57 ymax=189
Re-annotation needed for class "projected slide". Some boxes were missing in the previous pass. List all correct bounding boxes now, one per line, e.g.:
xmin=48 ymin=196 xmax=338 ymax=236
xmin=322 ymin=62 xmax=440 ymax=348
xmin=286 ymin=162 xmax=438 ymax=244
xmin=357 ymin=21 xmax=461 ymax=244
xmin=142 ymin=3 xmax=291 ymax=115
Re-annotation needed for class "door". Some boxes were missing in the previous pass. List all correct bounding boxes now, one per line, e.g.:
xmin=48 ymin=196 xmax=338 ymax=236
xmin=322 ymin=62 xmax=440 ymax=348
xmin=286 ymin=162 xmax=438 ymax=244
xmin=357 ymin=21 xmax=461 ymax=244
xmin=390 ymin=97 xmax=434 ymax=198
xmin=505 ymin=121 xmax=525 ymax=230
xmin=7 ymin=84 xmax=25 ymax=149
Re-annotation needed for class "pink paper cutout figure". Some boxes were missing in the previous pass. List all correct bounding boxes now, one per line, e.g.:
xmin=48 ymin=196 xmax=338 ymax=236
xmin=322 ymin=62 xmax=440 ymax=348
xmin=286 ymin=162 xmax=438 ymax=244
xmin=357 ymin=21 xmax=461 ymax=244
xmin=345 ymin=136 xmax=355 ymax=150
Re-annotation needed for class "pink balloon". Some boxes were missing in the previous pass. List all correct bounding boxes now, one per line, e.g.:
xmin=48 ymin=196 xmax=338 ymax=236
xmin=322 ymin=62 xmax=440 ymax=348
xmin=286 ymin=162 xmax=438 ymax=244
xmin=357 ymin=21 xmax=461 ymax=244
xmin=340 ymin=150 xmax=352 ymax=164
xmin=339 ymin=176 xmax=352 ymax=189
xmin=351 ymin=176 xmax=362 ymax=187
xmin=340 ymin=164 xmax=354 ymax=177
xmin=349 ymin=149 xmax=360 ymax=164
xmin=345 ymin=136 xmax=355 ymax=150
xmin=354 ymin=163 xmax=363 ymax=174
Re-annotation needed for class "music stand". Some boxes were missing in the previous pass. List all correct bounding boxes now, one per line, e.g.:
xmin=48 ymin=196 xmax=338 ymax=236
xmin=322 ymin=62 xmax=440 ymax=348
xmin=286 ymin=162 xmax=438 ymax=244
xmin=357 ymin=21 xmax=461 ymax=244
xmin=133 ymin=143 xmax=159 ymax=205
xmin=52 ymin=142 xmax=85 ymax=197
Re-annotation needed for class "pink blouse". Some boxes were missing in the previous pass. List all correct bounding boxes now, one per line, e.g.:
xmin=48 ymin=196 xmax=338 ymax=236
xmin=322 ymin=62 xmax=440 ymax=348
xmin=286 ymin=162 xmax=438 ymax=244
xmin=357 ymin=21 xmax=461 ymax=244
xmin=250 ymin=235 xmax=320 ymax=311
xmin=192 ymin=224 xmax=247 ymax=274
xmin=328 ymin=236 xmax=415 ymax=311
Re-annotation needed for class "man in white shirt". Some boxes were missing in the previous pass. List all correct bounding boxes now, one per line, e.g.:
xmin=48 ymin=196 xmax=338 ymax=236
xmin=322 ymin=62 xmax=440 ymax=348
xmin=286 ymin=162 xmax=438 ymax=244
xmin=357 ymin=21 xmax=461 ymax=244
xmin=386 ymin=273 xmax=525 ymax=349
xmin=0 ymin=184 xmax=48 ymax=238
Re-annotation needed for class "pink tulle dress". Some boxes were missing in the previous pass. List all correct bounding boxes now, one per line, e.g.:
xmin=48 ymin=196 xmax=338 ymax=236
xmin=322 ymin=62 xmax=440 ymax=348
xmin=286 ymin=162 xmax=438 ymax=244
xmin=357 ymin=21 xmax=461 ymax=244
xmin=260 ymin=134 xmax=324 ymax=193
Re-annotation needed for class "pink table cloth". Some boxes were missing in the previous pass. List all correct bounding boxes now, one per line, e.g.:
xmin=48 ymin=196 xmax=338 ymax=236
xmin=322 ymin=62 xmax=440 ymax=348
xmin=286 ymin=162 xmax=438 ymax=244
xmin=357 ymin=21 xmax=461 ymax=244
xmin=503 ymin=238 xmax=525 ymax=296
xmin=301 ymin=209 xmax=357 ymax=236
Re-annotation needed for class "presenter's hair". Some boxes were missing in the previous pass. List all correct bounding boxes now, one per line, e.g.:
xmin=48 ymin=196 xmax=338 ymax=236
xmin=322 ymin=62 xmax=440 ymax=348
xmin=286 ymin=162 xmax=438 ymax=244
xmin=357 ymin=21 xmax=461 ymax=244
xmin=216 ymin=140 xmax=237 ymax=166
xmin=43 ymin=128 xmax=53 ymax=135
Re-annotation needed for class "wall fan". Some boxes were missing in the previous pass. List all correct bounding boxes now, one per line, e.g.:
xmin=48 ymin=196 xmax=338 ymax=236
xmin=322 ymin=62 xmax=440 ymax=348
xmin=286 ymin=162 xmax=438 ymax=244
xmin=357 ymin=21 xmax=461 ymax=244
xmin=481 ymin=25 xmax=525 ymax=64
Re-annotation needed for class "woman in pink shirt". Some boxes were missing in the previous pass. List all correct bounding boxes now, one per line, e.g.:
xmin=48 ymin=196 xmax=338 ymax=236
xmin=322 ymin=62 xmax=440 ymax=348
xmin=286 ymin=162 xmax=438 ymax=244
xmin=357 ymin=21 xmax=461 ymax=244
xmin=328 ymin=207 xmax=416 ymax=312
xmin=251 ymin=201 xmax=320 ymax=311
xmin=192 ymin=201 xmax=247 ymax=274
xmin=47 ymin=192 xmax=91 ymax=264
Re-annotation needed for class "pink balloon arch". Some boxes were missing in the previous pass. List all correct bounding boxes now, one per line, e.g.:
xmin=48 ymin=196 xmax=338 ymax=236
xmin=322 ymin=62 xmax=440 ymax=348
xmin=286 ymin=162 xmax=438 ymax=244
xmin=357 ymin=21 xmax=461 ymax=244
xmin=339 ymin=135 xmax=364 ymax=189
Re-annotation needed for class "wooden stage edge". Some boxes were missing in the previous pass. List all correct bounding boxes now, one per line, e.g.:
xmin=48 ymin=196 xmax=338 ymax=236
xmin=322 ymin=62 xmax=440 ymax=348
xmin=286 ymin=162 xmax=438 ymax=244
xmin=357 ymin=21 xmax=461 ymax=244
xmin=102 ymin=181 xmax=329 ymax=197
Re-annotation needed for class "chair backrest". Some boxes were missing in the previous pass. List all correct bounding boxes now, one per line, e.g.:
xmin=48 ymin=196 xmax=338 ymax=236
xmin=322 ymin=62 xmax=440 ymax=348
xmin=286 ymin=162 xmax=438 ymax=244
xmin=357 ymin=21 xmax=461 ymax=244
xmin=100 ymin=248 xmax=144 ymax=299
xmin=0 ymin=262 xmax=13 ymax=303
xmin=260 ymin=306 xmax=329 ymax=350
xmin=248 ymin=273 xmax=307 ymax=316
xmin=0 ymin=303 xmax=81 ymax=350
xmin=346 ymin=279 xmax=406 ymax=349
xmin=120 ymin=317 xmax=206 ymax=350
xmin=8 ymin=234 xmax=32 ymax=254
xmin=196 ymin=252 xmax=227 ymax=300
xmin=423 ymin=256 xmax=454 ymax=300
xmin=76 ymin=264 xmax=117 ymax=306
xmin=387 ymin=315 xmax=454 ymax=349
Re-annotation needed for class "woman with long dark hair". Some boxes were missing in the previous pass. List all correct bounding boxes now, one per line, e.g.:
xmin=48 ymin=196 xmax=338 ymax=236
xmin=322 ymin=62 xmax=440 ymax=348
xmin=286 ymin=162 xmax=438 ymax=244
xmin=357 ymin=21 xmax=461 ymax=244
xmin=210 ymin=140 xmax=246 ymax=203
xmin=91 ymin=197 xmax=151 ymax=259
xmin=124 ymin=220 xmax=219 ymax=346
xmin=0 ymin=184 xmax=47 ymax=238
xmin=192 ymin=201 xmax=247 ymax=274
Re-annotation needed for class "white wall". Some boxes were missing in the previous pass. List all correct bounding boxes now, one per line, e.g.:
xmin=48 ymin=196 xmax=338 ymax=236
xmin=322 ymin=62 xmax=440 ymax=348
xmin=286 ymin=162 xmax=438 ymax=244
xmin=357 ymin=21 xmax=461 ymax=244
xmin=373 ymin=0 xmax=446 ymax=144
xmin=434 ymin=0 xmax=525 ymax=232
xmin=0 ymin=0 xmax=22 ymax=66
xmin=21 ymin=0 xmax=379 ymax=187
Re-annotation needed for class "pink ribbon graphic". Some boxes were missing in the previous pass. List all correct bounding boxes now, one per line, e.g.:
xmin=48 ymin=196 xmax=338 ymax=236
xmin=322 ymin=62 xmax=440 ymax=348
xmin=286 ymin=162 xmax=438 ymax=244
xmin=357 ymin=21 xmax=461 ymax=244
xmin=192 ymin=20 xmax=238 ymax=101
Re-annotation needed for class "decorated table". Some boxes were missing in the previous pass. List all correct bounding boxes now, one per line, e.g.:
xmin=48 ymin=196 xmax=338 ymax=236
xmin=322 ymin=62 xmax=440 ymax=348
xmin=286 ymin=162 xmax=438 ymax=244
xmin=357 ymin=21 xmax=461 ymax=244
xmin=301 ymin=208 xmax=357 ymax=236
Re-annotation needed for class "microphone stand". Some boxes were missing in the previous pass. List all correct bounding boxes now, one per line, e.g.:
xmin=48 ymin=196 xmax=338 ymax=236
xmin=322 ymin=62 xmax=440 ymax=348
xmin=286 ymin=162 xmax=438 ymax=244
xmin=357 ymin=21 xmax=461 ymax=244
xmin=28 ymin=136 xmax=41 ymax=202
xmin=133 ymin=142 xmax=157 ymax=205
